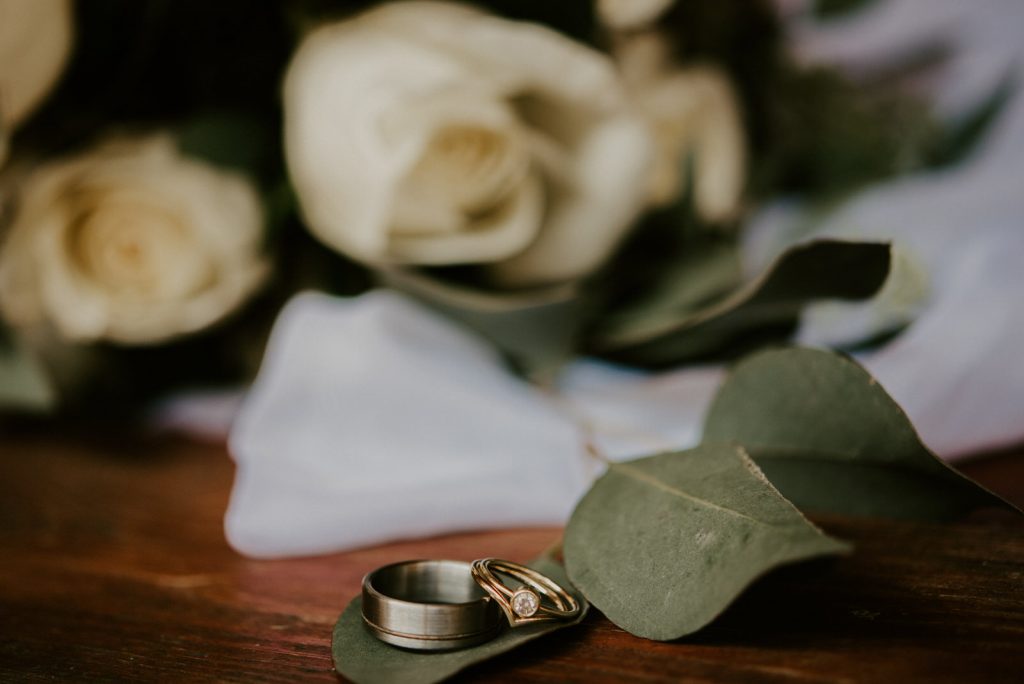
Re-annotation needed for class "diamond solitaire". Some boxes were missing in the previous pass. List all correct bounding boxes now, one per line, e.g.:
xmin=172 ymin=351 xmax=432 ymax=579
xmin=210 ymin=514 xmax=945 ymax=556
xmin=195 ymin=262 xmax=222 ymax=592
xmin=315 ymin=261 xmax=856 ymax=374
xmin=471 ymin=558 xmax=580 ymax=627
xmin=511 ymin=588 xmax=540 ymax=618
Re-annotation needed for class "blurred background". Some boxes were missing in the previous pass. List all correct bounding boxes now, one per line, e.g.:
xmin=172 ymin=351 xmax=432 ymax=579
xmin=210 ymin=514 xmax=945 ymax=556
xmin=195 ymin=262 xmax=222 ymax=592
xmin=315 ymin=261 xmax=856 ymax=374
xmin=1 ymin=0 xmax=1021 ymax=458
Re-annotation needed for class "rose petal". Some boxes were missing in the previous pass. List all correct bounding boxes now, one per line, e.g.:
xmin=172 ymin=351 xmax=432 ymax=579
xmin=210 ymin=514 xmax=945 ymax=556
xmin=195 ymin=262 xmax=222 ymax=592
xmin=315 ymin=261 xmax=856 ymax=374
xmin=597 ymin=0 xmax=676 ymax=31
xmin=489 ymin=114 xmax=653 ymax=286
xmin=285 ymin=21 xmax=482 ymax=262
xmin=0 ymin=0 xmax=72 ymax=130
xmin=389 ymin=173 xmax=544 ymax=264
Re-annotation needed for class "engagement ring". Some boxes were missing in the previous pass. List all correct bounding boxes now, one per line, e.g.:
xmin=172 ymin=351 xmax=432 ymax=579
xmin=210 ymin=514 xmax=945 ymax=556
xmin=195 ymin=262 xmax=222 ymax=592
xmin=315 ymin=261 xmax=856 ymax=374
xmin=470 ymin=558 xmax=581 ymax=626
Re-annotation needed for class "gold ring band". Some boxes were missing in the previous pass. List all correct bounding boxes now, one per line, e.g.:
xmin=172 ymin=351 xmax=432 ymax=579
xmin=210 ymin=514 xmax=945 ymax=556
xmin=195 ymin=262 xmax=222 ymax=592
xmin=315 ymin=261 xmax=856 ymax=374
xmin=470 ymin=558 xmax=581 ymax=627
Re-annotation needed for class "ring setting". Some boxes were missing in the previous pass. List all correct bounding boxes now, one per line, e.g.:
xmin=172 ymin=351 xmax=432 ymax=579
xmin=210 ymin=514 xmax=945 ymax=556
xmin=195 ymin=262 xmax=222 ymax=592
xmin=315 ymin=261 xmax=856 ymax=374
xmin=511 ymin=587 xmax=541 ymax=618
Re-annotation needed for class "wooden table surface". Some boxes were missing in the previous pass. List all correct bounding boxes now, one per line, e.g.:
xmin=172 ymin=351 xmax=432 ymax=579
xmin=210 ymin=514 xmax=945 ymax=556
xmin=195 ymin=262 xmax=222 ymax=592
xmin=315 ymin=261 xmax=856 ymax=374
xmin=1 ymin=428 xmax=1022 ymax=683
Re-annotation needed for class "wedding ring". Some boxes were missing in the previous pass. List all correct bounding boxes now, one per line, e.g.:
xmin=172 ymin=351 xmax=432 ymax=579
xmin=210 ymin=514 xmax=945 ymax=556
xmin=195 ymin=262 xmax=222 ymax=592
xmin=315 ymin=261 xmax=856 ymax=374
xmin=361 ymin=559 xmax=502 ymax=650
xmin=471 ymin=558 xmax=581 ymax=627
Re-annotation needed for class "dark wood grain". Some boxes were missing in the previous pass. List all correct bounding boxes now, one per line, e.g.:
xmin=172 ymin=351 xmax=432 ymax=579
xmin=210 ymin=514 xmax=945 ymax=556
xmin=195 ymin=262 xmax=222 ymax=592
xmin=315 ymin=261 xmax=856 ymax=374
xmin=0 ymin=429 xmax=1022 ymax=683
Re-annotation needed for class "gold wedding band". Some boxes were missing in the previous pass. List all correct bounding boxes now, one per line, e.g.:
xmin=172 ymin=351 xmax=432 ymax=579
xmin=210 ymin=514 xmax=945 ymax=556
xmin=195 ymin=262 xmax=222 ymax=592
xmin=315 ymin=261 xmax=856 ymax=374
xmin=470 ymin=558 xmax=581 ymax=627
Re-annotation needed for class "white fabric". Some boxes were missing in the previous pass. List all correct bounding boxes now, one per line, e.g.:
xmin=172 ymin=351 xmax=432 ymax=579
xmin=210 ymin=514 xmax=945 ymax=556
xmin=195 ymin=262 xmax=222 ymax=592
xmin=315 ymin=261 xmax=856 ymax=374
xmin=557 ymin=360 xmax=723 ymax=460
xmin=224 ymin=291 xmax=590 ymax=558
xmin=206 ymin=0 xmax=1024 ymax=556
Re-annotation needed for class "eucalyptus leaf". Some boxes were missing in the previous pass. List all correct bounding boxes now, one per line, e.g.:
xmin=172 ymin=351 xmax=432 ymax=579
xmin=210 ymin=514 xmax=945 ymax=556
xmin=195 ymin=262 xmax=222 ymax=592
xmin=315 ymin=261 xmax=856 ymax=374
xmin=597 ymin=238 xmax=741 ymax=344
xmin=593 ymin=240 xmax=891 ymax=367
xmin=379 ymin=267 xmax=583 ymax=378
xmin=0 ymin=330 xmax=55 ymax=411
xmin=177 ymin=111 xmax=276 ymax=181
xmin=261 ymin=179 xmax=298 ymax=245
xmin=702 ymin=348 xmax=1018 ymax=520
xmin=564 ymin=444 xmax=849 ymax=641
xmin=332 ymin=557 xmax=588 ymax=684
xmin=928 ymin=74 xmax=1015 ymax=168
xmin=797 ymin=245 xmax=929 ymax=350
xmin=814 ymin=0 xmax=881 ymax=19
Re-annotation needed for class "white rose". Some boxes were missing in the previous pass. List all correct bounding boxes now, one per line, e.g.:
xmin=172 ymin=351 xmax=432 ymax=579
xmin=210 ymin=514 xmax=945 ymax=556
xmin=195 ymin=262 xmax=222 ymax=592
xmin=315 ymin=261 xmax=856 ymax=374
xmin=0 ymin=0 xmax=74 ymax=164
xmin=615 ymin=31 xmax=746 ymax=221
xmin=0 ymin=135 xmax=268 ymax=344
xmin=284 ymin=1 xmax=653 ymax=288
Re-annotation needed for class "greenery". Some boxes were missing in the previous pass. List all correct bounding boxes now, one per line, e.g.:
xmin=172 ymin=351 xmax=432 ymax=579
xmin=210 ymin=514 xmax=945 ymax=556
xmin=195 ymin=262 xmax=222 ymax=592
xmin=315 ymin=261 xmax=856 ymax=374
xmin=4 ymin=0 xmax=1004 ymax=408
xmin=333 ymin=348 xmax=1018 ymax=682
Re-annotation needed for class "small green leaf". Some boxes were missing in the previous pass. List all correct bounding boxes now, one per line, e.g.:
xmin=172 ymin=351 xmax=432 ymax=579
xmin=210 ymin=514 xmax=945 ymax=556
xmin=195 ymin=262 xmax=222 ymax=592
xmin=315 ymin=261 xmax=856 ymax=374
xmin=332 ymin=557 xmax=587 ymax=684
xmin=702 ymin=348 xmax=1018 ymax=520
xmin=814 ymin=0 xmax=881 ymax=19
xmin=797 ymin=244 xmax=929 ymax=350
xmin=597 ymin=238 xmax=741 ymax=345
xmin=564 ymin=444 xmax=849 ymax=641
xmin=177 ymin=111 xmax=276 ymax=180
xmin=0 ymin=329 xmax=55 ymax=411
xmin=379 ymin=267 xmax=583 ymax=378
xmin=928 ymin=74 xmax=1015 ymax=168
xmin=261 ymin=179 xmax=298 ymax=244
xmin=593 ymin=240 xmax=891 ymax=367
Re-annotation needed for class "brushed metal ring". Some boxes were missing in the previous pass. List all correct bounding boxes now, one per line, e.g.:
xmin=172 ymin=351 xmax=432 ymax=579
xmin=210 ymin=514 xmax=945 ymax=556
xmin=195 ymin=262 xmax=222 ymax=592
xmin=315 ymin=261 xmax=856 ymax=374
xmin=361 ymin=559 xmax=502 ymax=651
xmin=471 ymin=558 xmax=581 ymax=627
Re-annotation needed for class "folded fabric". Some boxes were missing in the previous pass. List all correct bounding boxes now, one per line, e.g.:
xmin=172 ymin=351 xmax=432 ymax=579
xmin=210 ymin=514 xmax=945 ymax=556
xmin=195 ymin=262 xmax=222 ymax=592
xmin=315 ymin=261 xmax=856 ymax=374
xmin=226 ymin=291 xmax=591 ymax=558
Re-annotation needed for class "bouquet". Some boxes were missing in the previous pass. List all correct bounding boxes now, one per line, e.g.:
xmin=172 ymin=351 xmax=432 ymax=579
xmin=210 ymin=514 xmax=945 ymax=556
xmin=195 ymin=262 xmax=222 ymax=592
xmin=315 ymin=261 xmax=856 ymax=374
xmin=1 ymin=0 xmax=980 ymax=411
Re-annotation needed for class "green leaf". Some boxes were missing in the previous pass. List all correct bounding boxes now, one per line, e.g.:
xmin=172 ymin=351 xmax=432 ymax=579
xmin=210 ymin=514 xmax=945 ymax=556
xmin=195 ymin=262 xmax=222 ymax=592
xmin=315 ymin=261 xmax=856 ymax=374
xmin=261 ymin=179 xmax=298 ymax=245
xmin=814 ymin=0 xmax=881 ymax=19
xmin=596 ymin=238 xmax=741 ymax=346
xmin=928 ymin=75 xmax=1015 ymax=168
xmin=332 ymin=557 xmax=588 ymax=684
xmin=593 ymin=240 xmax=891 ymax=367
xmin=564 ymin=444 xmax=849 ymax=641
xmin=177 ymin=111 xmax=276 ymax=181
xmin=748 ymin=64 xmax=941 ymax=200
xmin=702 ymin=348 xmax=1019 ymax=520
xmin=379 ymin=267 xmax=583 ymax=378
xmin=0 ymin=330 xmax=55 ymax=411
xmin=797 ymin=244 xmax=929 ymax=350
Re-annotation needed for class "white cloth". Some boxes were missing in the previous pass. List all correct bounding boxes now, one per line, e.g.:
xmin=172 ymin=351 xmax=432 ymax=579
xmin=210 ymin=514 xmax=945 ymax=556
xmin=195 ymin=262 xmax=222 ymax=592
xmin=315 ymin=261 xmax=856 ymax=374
xmin=224 ymin=291 xmax=591 ymax=558
xmin=203 ymin=0 xmax=1024 ymax=556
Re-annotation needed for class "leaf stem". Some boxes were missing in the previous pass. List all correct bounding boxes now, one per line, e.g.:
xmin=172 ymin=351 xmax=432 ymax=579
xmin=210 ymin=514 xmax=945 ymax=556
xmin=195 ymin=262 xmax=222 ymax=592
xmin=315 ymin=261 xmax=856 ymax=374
xmin=537 ymin=387 xmax=612 ymax=466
